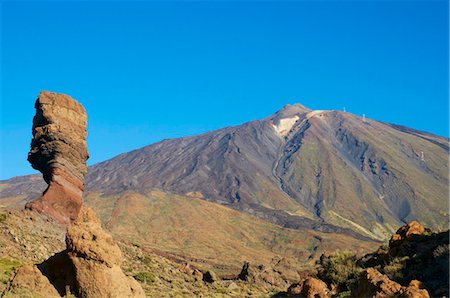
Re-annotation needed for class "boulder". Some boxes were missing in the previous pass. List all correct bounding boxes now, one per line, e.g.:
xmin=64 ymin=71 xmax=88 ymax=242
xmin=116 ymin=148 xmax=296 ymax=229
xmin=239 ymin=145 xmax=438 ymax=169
xmin=237 ymin=260 xmax=289 ymax=288
xmin=389 ymin=221 xmax=427 ymax=247
xmin=300 ymin=277 xmax=329 ymax=298
xmin=25 ymin=91 xmax=89 ymax=224
xmin=399 ymin=280 xmax=430 ymax=298
xmin=3 ymin=265 xmax=60 ymax=298
xmin=352 ymin=268 xmax=430 ymax=298
xmin=287 ymin=277 xmax=329 ymax=298
xmin=352 ymin=268 xmax=402 ymax=297
xmin=202 ymin=270 xmax=217 ymax=283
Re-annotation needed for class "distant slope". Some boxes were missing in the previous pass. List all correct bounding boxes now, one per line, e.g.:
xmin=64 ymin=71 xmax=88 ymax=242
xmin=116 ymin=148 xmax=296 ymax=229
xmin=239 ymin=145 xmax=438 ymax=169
xmin=1 ymin=104 xmax=448 ymax=240
xmin=0 ymin=189 xmax=376 ymax=275
xmin=83 ymin=190 xmax=376 ymax=273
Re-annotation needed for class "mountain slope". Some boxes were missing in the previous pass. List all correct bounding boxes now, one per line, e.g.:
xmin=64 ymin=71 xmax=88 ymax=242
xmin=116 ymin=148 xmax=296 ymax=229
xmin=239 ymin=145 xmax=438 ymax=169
xmin=84 ymin=190 xmax=375 ymax=273
xmin=1 ymin=104 xmax=448 ymax=240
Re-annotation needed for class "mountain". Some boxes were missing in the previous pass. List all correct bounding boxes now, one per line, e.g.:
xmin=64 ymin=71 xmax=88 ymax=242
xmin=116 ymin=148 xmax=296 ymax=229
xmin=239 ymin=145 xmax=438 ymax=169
xmin=1 ymin=104 xmax=448 ymax=241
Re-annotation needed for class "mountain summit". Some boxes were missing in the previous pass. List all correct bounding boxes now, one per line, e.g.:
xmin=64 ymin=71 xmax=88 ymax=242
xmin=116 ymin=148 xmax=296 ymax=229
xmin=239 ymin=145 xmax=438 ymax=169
xmin=1 ymin=105 xmax=448 ymax=240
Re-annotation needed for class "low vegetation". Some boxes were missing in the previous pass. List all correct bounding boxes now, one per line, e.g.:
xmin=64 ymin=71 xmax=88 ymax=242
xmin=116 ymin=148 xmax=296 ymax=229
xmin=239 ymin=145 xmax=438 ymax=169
xmin=317 ymin=250 xmax=362 ymax=293
xmin=0 ymin=257 xmax=21 ymax=292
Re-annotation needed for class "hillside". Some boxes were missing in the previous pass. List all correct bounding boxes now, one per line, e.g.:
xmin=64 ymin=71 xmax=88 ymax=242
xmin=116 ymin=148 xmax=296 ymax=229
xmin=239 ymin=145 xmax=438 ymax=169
xmin=0 ymin=189 xmax=376 ymax=276
xmin=2 ymin=104 xmax=448 ymax=241
xmin=1 ymin=209 xmax=446 ymax=297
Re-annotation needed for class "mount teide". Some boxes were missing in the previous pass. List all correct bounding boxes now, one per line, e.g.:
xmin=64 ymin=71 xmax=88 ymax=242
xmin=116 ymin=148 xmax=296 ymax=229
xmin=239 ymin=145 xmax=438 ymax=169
xmin=2 ymin=104 xmax=448 ymax=240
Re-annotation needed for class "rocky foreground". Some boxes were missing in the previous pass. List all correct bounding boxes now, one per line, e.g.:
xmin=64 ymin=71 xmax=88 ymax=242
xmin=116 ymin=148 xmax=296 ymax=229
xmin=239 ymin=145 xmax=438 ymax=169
xmin=1 ymin=209 xmax=448 ymax=297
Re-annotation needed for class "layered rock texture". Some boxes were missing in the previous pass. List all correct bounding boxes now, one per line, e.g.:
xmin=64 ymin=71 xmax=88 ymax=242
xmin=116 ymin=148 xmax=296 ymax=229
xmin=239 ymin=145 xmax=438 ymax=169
xmin=25 ymin=91 xmax=89 ymax=223
xmin=2 ymin=91 xmax=144 ymax=297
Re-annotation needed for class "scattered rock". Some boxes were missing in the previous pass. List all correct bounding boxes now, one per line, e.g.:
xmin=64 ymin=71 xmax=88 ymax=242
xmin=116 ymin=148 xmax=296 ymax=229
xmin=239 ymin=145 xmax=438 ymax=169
xmin=286 ymin=277 xmax=328 ymax=298
xmin=237 ymin=261 xmax=251 ymax=281
xmin=25 ymin=91 xmax=89 ymax=224
xmin=389 ymin=221 xmax=428 ymax=247
xmin=202 ymin=270 xmax=217 ymax=283
xmin=236 ymin=260 xmax=289 ymax=288
xmin=352 ymin=268 xmax=431 ymax=298
xmin=300 ymin=277 xmax=329 ymax=298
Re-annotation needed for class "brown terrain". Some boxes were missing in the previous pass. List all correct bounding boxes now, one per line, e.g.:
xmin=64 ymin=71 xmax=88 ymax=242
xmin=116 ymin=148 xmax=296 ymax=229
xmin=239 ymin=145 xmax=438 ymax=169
xmin=0 ymin=91 xmax=448 ymax=297
xmin=1 ymin=209 xmax=447 ymax=297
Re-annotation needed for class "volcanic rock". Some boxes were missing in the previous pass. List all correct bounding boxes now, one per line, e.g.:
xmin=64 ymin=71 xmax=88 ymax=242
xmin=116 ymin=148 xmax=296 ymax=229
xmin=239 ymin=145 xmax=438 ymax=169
xmin=25 ymin=91 xmax=89 ymax=224
xmin=286 ymin=277 xmax=329 ymax=298
xmin=66 ymin=207 xmax=145 ymax=297
xmin=389 ymin=221 xmax=428 ymax=246
xmin=3 ymin=265 xmax=60 ymax=298
xmin=352 ymin=268 xmax=431 ymax=298
xmin=236 ymin=260 xmax=290 ymax=288
xmin=202 ymin=270 xmax=217 ymax=283
xmin=352 ymin=268 xmax=402 ymax=297
xmin=398 ymin=280 xmax=430 ymax=298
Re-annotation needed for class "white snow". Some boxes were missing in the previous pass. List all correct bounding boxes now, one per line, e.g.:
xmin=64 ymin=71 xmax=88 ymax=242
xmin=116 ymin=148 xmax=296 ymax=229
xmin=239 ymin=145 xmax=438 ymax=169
xmin=272 ymin=116 xmax=299 ymax=136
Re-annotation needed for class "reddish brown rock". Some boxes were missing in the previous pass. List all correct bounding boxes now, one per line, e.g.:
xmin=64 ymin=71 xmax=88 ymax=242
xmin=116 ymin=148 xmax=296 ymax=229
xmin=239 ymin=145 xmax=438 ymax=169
xmin=399 ymin=280 xmax=430 ymax=298
xmin=389 ymin=221 xmax=427 ymax=247
xmin=300 ymin=277 xmax=329 ymax=298
xmin=25 ymin=91 xmax=89 ymax=224
xmin=352 ymin=268 xmax=402 ymax=297
xmin=287 ymin=277 xmax=329 ymax=298
xmin=352 ymin=268 xmax=430 ymax=298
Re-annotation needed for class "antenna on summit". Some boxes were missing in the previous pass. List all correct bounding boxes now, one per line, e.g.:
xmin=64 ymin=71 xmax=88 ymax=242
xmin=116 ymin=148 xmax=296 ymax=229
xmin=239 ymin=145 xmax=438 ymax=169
xmin=343 ymin=107 xmax=346 ymax=112
xmin=362 ymin=114 xmax=366 ymax=123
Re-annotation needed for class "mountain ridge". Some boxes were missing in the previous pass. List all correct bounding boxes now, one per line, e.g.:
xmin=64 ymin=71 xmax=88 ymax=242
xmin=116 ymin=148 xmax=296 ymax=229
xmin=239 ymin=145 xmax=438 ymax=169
xmin=1 ymin=104 xmax=448 ymax=241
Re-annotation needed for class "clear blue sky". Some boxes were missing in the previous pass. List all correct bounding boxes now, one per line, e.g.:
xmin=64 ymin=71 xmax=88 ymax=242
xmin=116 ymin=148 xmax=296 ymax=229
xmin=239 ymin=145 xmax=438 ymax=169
xmin=1 ymin=0 xmax=448 ymax=180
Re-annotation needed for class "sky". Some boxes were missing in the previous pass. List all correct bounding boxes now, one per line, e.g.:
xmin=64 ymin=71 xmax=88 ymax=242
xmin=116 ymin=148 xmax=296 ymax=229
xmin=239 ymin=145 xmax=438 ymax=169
xmin=0 ymin=0 xmax=448 ymax=180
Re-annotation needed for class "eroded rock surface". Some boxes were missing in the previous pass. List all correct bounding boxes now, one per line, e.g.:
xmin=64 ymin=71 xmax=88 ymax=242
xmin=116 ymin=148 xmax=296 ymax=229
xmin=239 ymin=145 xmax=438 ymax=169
xmin=287 ymin=277 xmax=329 ymax=298
xmin=3 ymin=208 xmax=145 ymax=298
xmin=352 ymin=268 xmax=430 ymax=298
xmin=26 ymin=91 xmax=89 ymax=224
xmin=3 ymin=265 xmax=60 ymax=298
xmin=66 ymin=207 xmax=145 ymax=297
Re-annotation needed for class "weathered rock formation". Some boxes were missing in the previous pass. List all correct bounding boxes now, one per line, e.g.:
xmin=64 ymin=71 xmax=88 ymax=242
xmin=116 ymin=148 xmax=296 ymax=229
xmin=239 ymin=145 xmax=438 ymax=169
xmin=25 ymin=91 xmax=89 ymax=224
xmin=3 ymin=91 xmax=144 ymax=297
xmin=287 ymin=277 xmax=329 ymax=298
xmin=66 ymin=207 xmax=145 ymax=297
xmin=3 ymin=208 xmax=145 ymax=297
xmin=352 ymin=268 xmax=430 ymax=298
